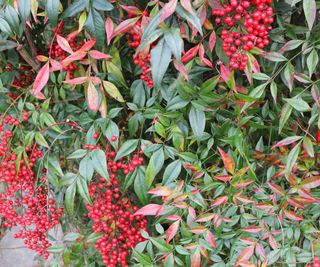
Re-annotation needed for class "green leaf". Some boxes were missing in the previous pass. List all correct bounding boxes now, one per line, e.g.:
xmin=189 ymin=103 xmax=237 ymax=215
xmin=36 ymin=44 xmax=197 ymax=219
xmin=145 ymin=148 xmax=165 ymax=189
xmin=115 ymin=139 xmax=139 ymax=161
xmin=5 ymin=5 xmax=19 ymax=35
xmin=162 ymin=160 xmax=182 ymax=185
xmin=134 ymin=166 xmax=149 ymax=204
xmin=0 ymin=40 xmax=18 ymax=52
xmin=67 ymin=149 xmax=87 ymax=159
xmin=90 ymin=149 xmax=109 ymax=181
xmin=270 ymin=81 xmax=277 ymax=103
xmin=84 ymin=8 xmax=105 ymax=48
xmin=303 ymin=137 xmax=314 ymax=158
xmin=46 ymin=0 xmax=60 ymax=27
xmin=35 ymin=132 xmax=49 ymax=148
xmin=18 ymin=0 xmax=31 ymax=27
xmin=79 ymin=154 xmax=94 ymax=181
xmin=65 ymin=182 xmax=76 ymax=214
xmin=149 ymin=237 xmax=173 ymax=253
xmin=175 ymin=4 xmax=202 ymax=35
xmin=303 ymin=0 xmax=316 ymax=30
xmin=104 ymin=120 xmax=119 ymax=150
xmin=285 ymin=141 xmax=301 ymax=177
xmin=283 ymin=97 xmax=311 ymax=112
xmin=76 ymin=175 xmax=92 ymax=204
xmin=151 ymin=38 xmax=172 ymax=87
xmin=102 ymin=81 xmax=125 ymax=102
xmin=307 ymin=49 xmax=319 ymax=76
xmin=164 ymin=28 xmax=183 ymax=62
xmin=263 ymin=52 xmax=287 ymax=62
xmin=279 ymin=104 xmax=292 ymax=134
xmin=189 ymin=107 xmax=206 ymax=138
xmin=92 ymin=0 xmax=113 ymax=11
xmin=141 ymin=11 xmax=162 ymax=42
xmin=283 ymin=63 xmax=294 ymax=91
xmin=0 ymin=18 xmax=13 ymax=36
xmin=62 ymin=0 xmax=85 ymax=18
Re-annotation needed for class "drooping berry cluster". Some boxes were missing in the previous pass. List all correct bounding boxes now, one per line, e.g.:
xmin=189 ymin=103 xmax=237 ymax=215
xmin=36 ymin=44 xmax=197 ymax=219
xmin=127 ymin=17 xmax=154 ymax=88
xmin=86 ymin=150 xmax=147 ymax=266
xmin=50 ymin=22 xmax=84 ymax=79
xmin=4 ymin=63 xmax=34 ymax=87
xmin=213 ymin=0 xmax=273 ymax=70
xmin=0 ymin=116 xmax=62 ymax=259
xmin=307 ymin=257 xmax=320 ymax=267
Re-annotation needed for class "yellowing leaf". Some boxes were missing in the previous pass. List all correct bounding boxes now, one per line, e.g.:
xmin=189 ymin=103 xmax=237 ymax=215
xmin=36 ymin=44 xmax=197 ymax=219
xmin=102 ymin=80 xmax=125 ymax=102
xmin=218 ymin=147 xmax=235 ymax=174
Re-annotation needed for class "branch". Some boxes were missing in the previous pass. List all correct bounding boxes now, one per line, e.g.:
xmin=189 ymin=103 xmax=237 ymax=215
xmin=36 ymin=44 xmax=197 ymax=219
xmin=24 ymin=27 xmax=38 ymax=58
xmin=16 ymin=45 xmax=41 ymax=71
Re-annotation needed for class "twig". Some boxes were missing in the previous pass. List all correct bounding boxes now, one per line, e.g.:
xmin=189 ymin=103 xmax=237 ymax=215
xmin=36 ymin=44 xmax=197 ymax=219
xmin=16 ymin=45 xmax=41 ymax=71
xmin=24 ymin=27 xmax=38 ymax=58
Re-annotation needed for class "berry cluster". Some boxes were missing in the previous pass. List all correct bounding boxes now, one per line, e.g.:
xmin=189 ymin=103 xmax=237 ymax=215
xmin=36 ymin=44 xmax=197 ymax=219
xmin=307 ymin=257 xmax=320 ymax=267
xmin=86 ymin=150 xmax=147 ymax=266
xmin=50 ymin=22 xmax=84 ymax=79
xmin=213 ymin=0 xmax=273 ymax=70
xmin=0 ymin=116 xmax=62 ymax=259
xmin=127 ymin=19 xmax=154 ymax=88
xmin=4 ymin=63 xmax=34 ymax=87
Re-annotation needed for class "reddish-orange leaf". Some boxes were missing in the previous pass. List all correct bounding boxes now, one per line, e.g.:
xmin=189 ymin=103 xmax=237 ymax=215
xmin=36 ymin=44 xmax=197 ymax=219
xmin=202 ymin=57 xmax=213 ymax=68
xmin=214 ymin=175 xmax=232 ymax=182
xmin=209 ymin=30 xmax=216 ymax=52
xmin=255 ymin=202 xmax=275 ymax=212
xmin=236 ymin=195 xmax=255 ymax=204
xmin=204 ymin=230 xmax=216 ymax=249
xmin=287 ymin=197 xmax=305 ymax=209
xmin=189 ymin=226 xmax=207 ymax=234
xmin=239 ymin=238 xmax=255 ymax=245
xmin=112 ymin=17 xmax=140 ymax=38
xmin=211 ymin=195 xmax=228 ymax=207
xmin=220 ymin=64 xmax=232 ymax=82
xmin=49 ymin=58 xmax=63 ymax=72
xmin=238 ymin=261 xmax=256 ymax=267
xmin=36 ymin=55 xmax=48 ymax=62
xmin=191 ymin=248 xmax=201 ymax=267
xmin=199 ymin=44 xmax=205 ymax=63
xmin=181 ymin=0 xmax=194 ymax=14
xmin=243 ymin=226 xmax=263 ymax=233
xmin=268 ymin=234 xmax=277 ymax=250
xmin=173 ymin=59 xmax=189 ymax=80
xmin=218 ymin=147 xmax=235 ymax=174
xmin=235 ymin=180 xmax=254 ymax=189
xmin=63 ymin=77 xmax=87 ymax=85
xmin=181 ymin=45 xmax=199 ymax=63
xmin=188 ymin=206 xmax=196 ymax=219
xmin=196 ymin=213 xmax=214 ymax=222
xmin=301 ymin=176 xmax=320 ymax=189
xmin=267 ymin=182 xmax=285 ymax=196
xmin=255 ymin=243 xmax=266 ymax=259
xmin=134 ymin=204 xmax=163 ymax=216
xmin=62 ymin=51 xmax=87 ymax=66
xmin=284 ymin=209 xmax=304 ymax=221
xmin=148 ymin=186 xmax=173 ymax=197
xmin=236 ymin=245 xmax=254 ymax=263
xmin=87 ymin=81 xmax=99 ymax=112
xmin=31 ymin=62 xmax=50 ymax=99
xmin=79 ymin=39 xmax=96 ymax=52
xmin=166 ymin=215 xmax=181 ymax=221
xmin=89 ymin=50 xmax=111 ymax=60
xmin=57 ymin=34 xmax=73 ymax=54
xmin=160 ymin=0 xmax=178 ymax=23
xmin=166 ymin=219 xmax=180 ymax=243
xmin=297 ymin=188 xmax=318 ymax=201
xmin=105 ymin=17 xmax=114 ymax=45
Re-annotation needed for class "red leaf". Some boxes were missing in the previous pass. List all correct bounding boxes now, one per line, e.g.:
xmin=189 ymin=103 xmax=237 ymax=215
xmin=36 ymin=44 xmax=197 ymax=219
xmin=166 ymin=219 xmax=180 ymax=243
xmin=160 ymin=0 xmax=178 ymax=23
xmin=267 ymin=182 xmax=285 ymax=196
xmin=214 ymin=175 xmax=232 ymax=182
xmin=79 ymin=39 xmax=96 ymax=52
xmin=238 ymin=261 xmax=256 ymax=267
xmin=105 ymin=17 xmax=114 ymax=45
xmin=31 ymin=62 xmax=50 ymax=99
xmin=63 ymin=77 xmax=87 ymax=85
xmin=272 ymin=136 xmax=303 ymax=149
xmin=211 ymin=195 xmax=228 ymax=207
xmin=243 ymin=226 xmax=263 ymax=233
xmin=284 ymin=209 xmax=304 ymax=221
xmin=191 ymin=248 xmax=201 ymax=267
xmin=134 ymin=204 xmax=163 ymax=216
xmin=235 ymin=180 xmax=254 ymax=189
xmin=181 ymin=0 xmax=194 ymax=14
xmin=181 ymin=45 xmax=199 ymax=63
xmin=112 ymin=17 xmax=140 ymax=38
xmin=240 ymin=238 xmax=256 ymax=245
xmin=196 ymin=213 xmax=215 ymax=222
xmin=204 ymin=230 xmax=216 ymax=249
xmin=209 ymin=30 xmax=216 ymax=52
xmin=301 ymin=176 xmax=320 ymax=189
xmin=173 ymin=60 xmax=189 ymax=80
xmin=87 ymin=81 xmax=99 ymax=112
xmin=220 ymin=64 xmax=232 ymax=83
xmin=236 ymin=195 xmax=255 ymax=204
xmin=49 ymin=58 xmax=63 ymax=71
xmin=218 ymin=147 xmax=235 ymax=174
xmin=62 ymin=51 xmax=87 ymax=66
xmin=189 ymin=226 xmax=207 ymax=234
xmin=148 ymin=186 xmax=173 ymax=197
xmin=287 ymin=197 xmax=305 ymax=209
xmin=57 ymin=35 xmax=73 ymax=54
xmin=255 ymin=243 xmax=266 ymax=259
xmin=268 ymin=234 xmax=277 ymax=250
xmin=188 ymin=206 xmax=197 ymax=219
xmin=236 ymin=246 xmax=254 ymax=263
xmin=89 ymin=50 xmax=111 ymax=60
xmin=166 ymin=215 xmax=181 ymax=221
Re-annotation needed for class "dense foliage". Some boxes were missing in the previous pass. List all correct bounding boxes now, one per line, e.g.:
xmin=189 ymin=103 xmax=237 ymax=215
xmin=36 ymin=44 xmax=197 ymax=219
xmin=0 ymin=0 xmax=320 ymax=266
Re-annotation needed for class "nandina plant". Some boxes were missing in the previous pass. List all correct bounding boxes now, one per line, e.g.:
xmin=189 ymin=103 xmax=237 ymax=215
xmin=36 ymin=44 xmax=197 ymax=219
xmin=0 ymin=0 xmax=320 ymax=266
